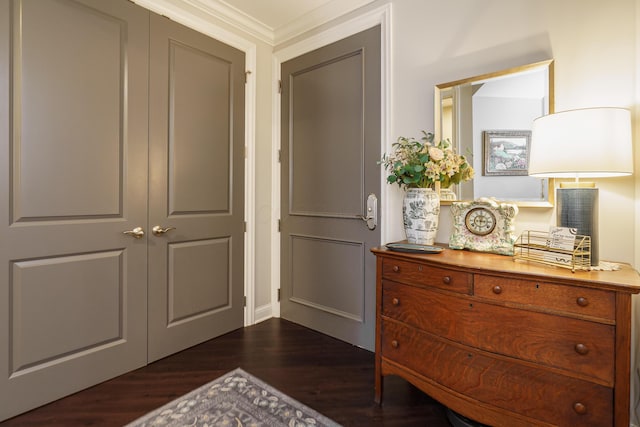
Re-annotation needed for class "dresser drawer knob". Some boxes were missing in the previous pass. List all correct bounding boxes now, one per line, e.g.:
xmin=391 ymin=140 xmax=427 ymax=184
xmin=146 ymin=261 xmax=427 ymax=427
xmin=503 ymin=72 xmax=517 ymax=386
xmin=392 ymin=265 xmax=400 ymax=273
xmin=391 ymin=340 xmax=399 ymax=348
xmin=492 ymin=285 xmax=502 ymax=294
xmin=442 ymin=276 xmax=451 ymax=285
xmin=574 ymin=343 xmax=589 ymax=355
xmin=392 ymin=298 xmax=400 ymax=306
xmin=576 ymin=297 xmax=589 ymax=307
xmin=573 ymin=402 xmax=587 ymax=415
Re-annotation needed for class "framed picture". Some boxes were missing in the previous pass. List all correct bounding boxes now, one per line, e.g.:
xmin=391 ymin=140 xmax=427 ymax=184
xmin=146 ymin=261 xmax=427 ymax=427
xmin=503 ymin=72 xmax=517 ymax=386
xmin=483 ymin=130 xmax=531 ymax=176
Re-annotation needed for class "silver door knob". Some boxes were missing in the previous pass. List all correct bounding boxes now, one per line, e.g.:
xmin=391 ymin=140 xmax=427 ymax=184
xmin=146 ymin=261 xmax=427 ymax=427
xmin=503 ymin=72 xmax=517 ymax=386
xmin=152 ymin=225 xmax=176 ymax=236
xmin=123 ymin=227 xmax=145 ymax=239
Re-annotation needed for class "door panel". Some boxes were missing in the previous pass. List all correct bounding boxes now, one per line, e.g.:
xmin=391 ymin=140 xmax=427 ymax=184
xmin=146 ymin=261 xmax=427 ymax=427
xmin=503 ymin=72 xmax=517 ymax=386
xmin=290 ymin=236 xmax=364 ymax=321
xmin=281 ymin=26 xmax=381 ymax=350
xmin=0 ymin=0 xmax=149 ymax=421
xmin=147 ymin=14 xmax=245 ymax=362
xmin=168 ymin=238 xmax=230 ymax=323
xmin=289 ymin=52 xmax=364 ymax=216
xmin=169 ymin=41 xmax=231 ymax=213
xmin=12 ymin=251 xmax=124 ymax=370
xmin=15 ymin=0 xmax=123 ymax=218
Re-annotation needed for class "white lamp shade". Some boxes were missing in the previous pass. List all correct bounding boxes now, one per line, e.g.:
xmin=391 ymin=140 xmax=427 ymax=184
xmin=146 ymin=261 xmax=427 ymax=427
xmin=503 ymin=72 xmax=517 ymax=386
xmin=529 ymin=107 xmax=633 ymax=178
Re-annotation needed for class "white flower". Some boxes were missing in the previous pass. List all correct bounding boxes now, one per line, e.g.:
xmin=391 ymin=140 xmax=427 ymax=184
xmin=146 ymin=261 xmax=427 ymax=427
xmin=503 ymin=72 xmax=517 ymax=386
xmin=428 ymin=146 xmax=444 ymax=161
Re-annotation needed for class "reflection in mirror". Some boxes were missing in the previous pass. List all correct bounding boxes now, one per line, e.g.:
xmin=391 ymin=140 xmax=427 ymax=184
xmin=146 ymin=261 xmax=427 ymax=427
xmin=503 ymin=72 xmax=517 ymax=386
xmin=435 ymin=60 xmax=554 ymax=207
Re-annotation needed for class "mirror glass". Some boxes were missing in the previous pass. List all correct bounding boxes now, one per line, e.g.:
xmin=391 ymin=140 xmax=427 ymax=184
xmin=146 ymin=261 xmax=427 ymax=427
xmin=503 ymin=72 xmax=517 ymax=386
xmin=435 ymin=60 xmax=554 ymax=207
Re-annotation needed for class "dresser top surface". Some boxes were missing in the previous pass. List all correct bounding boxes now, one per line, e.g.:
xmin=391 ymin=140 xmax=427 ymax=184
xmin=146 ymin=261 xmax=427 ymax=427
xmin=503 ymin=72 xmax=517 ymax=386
xmin=372 ymin=245 xmax=640 ymax=293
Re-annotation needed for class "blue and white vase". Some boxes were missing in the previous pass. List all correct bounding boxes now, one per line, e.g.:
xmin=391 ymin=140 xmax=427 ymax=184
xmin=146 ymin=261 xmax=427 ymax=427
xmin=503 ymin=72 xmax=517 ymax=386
xmin=402 ymin=188 xmax=440 ymax=245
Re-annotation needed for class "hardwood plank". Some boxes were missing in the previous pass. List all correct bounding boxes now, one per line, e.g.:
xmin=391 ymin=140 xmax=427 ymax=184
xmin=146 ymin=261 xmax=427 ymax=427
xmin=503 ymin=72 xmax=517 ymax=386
xmin=0 ymin=319 xmax=449 ymax=426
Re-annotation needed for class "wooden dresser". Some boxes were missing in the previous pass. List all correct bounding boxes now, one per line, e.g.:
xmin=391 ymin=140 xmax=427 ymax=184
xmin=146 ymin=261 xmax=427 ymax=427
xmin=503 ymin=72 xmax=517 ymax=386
xmin=372 ymin=246 xmax=640 ymax=427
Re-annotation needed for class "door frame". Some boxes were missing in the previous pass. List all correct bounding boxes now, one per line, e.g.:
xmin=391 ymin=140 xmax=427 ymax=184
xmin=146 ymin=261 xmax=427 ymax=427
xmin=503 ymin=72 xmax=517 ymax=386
xmin=133 ymin=0 xmax=258 ymax=325
xmin=272 ymin=4 xmax=392 ymax=317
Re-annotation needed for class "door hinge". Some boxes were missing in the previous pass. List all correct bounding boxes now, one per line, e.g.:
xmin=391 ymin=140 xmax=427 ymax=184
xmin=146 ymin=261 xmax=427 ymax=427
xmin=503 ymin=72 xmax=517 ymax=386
xmin=245 ymin=70 xmax=252 ymax=84
xmin=277 ymin=149 xmax=281 ymax=163
xmin=277 ymin=219 xmax=281 ymax=232
xmin=244 ymin=221 xmax=247 ymax=232
xmin=277 ymin=288 xmax=281 ymax=302
xmin=244 ymin=296 xmax=247 ymax=307
xmin=278 ymin=80 xmax=282 ymax=94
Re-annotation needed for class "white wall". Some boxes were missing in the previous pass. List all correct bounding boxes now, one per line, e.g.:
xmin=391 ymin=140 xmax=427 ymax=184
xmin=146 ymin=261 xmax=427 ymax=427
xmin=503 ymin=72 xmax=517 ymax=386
xmin=379 ymin=0 xmax=637 ymax=265
xmin=137 ymin=0 xmax=640 ymax=422
xmin=389 ymin=1 xmax=639 ymax=423
xmin=634 ymin=0 xmax=640 ymax=423
xmin=391 ymin=0 xmax=639 ymax=423
xmin=292 ymin=0 xmax=639 ymax=423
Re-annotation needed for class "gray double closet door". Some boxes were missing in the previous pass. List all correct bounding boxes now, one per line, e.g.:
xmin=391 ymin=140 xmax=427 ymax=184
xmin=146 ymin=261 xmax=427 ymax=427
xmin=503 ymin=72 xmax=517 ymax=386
xmin=0 ymin=0 xmax=245 ymax=421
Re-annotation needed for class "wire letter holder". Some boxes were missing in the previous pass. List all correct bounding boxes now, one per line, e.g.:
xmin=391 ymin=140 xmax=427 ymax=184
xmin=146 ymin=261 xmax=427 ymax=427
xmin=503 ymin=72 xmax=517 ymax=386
xmin=513 ymin=230 xmax=591 ymax=272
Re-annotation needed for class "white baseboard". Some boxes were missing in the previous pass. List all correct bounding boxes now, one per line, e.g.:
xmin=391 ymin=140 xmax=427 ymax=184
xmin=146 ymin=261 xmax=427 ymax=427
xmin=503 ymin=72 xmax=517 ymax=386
xmin=253 ymin=303 xmax=274 ymax=324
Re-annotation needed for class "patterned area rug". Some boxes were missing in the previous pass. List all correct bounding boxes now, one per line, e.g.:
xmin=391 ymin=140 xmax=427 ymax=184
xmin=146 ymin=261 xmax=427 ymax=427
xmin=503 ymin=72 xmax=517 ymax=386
xmin=125 ymin=368 xmax=341 ymax=427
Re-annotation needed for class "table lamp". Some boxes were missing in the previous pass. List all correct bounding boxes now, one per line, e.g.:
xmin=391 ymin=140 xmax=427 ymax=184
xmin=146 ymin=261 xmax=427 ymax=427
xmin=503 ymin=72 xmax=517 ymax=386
xmin=529 ymin=107 xmax=633 ymax=266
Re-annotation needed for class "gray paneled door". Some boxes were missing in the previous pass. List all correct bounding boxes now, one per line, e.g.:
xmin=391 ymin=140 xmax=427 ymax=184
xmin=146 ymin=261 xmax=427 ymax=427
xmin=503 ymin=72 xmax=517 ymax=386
xmin=147 ymin=13 xmax=245 ymax=362
xmin=0 ymin=0 xmax=245 ymax=420
xmin=0 ymin=0 xmax=149 ymax=420
xmin=280 ymin=26 xmax=381 ymax=351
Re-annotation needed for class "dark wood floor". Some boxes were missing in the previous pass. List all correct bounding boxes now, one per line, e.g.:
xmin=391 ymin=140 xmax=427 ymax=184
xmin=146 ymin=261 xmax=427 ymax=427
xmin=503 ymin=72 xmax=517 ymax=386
xmin=1 ymin=318 xmax=451 ymax=426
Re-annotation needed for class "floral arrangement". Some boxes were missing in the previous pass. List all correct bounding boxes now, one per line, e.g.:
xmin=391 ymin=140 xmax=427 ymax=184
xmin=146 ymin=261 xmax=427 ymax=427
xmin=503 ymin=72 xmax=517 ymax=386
xmin=380 ymin=131 xmax=474 ymax=190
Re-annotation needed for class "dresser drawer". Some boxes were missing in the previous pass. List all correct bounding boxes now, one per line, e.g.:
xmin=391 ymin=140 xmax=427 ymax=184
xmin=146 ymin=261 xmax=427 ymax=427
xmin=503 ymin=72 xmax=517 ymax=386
xmin=383 ymin=281 xmax=615 ymax=384
xmin=475 ymin=275 xmax=616 ymax=321
xmin=381 ymin=258 xmax=472 ymax=294
xmin=382 ymin=319 xmax=613 ymax=427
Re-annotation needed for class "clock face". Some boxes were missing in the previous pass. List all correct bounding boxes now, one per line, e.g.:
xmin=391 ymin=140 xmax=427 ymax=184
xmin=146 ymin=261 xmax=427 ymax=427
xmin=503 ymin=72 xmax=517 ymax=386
xmin=464 ymin=207 xmax=497 ymax=236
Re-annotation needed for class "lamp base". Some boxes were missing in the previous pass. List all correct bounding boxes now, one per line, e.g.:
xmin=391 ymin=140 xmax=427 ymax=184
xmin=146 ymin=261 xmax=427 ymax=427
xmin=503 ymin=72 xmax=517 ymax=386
xmin=556 ymin=188 xmax=598 ymax=266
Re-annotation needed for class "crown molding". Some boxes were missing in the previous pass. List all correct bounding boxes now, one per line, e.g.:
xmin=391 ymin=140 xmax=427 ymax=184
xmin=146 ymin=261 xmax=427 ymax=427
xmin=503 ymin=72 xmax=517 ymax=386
xmin=133 ymin=0 xmax=273 ymax=44
xmin=274 ymin=0 xmax=375 ymax=45
xmin=135 ymin=0 xmax=375 ymax=46
xmin=132 ymin=0 xmax=262 ymax=48
xmin=182 ymin=0 xmax=275 ymax=44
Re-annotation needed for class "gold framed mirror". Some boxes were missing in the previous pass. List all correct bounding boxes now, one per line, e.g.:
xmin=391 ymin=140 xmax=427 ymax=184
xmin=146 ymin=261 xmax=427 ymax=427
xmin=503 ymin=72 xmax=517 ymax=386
xmin=435 ymin=59 xmax=554 ymax=207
